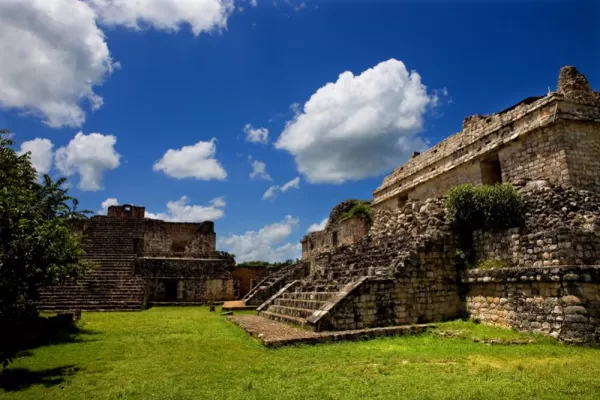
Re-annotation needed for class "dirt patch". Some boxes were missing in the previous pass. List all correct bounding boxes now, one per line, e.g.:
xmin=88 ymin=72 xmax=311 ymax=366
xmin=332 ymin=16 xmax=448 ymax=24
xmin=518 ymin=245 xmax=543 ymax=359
xmin=228 ymin=315 xmax=433 ymax=347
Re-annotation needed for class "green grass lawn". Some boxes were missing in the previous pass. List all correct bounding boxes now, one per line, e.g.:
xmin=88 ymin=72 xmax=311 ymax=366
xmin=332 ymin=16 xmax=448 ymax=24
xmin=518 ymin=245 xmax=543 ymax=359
xmin=2 ymin=307 xmax=599 ymax=400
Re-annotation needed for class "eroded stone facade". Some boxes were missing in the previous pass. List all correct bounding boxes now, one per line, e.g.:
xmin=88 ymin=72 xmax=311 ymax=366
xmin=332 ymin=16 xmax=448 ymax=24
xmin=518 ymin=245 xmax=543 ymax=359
xmin=466 ymin=266 xmax=600 ymax=343
xmin=39 ymin=205 xmax=258 ymax=310
xmin=255 ymin=67 xmax=600 ymax=344
xmin=372 ymin=67 xmax=600 ymax=210
xmin=301 ymin=200 xmax=371 ymax=260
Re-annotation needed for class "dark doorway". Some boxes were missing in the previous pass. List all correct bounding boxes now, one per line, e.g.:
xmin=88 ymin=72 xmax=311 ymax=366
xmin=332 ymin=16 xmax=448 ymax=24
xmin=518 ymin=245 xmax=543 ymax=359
xmin=481 ymin=156 xmax=503 ymax=185
xmin=171 ymin=240 xmax=186 ymax=253
xmin=164 ymin=280 xmax=178 ymax=302
xmin=332 ymin=231 xmax=339 ymax=246
xmin=133 ymin=238 xmax=144 ymax=255
xmin=397 ymin=194 xmax=409 ymax=208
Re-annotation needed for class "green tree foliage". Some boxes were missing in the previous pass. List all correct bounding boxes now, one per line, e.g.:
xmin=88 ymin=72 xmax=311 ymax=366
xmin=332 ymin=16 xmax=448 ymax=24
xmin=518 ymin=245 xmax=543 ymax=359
xmin=0 ymin=130 xmax=90 ymax=367
xmin=340 ymin=202 xmax=373 ymax=225
xmin=445 ymin=183 xmax=524 ymax=234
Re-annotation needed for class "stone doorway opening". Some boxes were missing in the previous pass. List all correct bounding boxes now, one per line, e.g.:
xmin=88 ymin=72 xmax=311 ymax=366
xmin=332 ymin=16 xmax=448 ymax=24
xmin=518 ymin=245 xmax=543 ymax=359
xmin=332 ymin=231 xmax=339 ymax=246
xmin=164 ymin=280 xmax=178 ymax=302
xmin=171 ymin=240 xmax=187 ymax=253
xmin=397 ymin=194 xmax=408 ymax=208
xmin=481 ymin=155 xmax=503 ymax=185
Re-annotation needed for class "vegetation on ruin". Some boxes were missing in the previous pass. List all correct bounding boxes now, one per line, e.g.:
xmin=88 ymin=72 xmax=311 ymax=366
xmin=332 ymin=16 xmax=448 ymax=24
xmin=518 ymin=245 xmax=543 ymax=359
xmin=2 ymin=307 xmax=600 ymax=400
xmin=476 ymin=258 xmax=512 ymax=270
xmin=340 ymin=201 xmax=373 ymax=225
xmin=445 ymin=183 xmax=524 ymax=234
xmin=0 ymin=130 xmax=89 ymax=367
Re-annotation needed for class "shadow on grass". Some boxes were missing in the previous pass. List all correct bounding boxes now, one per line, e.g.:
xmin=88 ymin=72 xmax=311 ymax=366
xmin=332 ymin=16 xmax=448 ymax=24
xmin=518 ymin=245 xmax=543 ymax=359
xmin=15 ymin=316 xmax=99 ymax=356
xmin=0 ymin=365 xmax=81 ymax=391
xmin=2 ymin=314 xmax=99 ymax=366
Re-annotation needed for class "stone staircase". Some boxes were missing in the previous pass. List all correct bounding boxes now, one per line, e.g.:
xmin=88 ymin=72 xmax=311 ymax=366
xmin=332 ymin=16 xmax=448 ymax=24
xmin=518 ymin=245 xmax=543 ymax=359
xmin=243 ymin=262 xmax=308 ymax=306
xmin=38 ymin=217 xmax=146 ymax=312
xmin=257 ymin=237 xmax=415 ymax=329
xmin=258 ymin=280 xmax=349 ymax=329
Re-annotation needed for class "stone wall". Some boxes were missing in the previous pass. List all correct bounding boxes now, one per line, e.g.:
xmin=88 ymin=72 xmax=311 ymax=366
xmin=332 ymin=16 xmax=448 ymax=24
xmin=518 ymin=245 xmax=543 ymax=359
xmin=74 ymin=213 xmax=217 ymax=258
xmin=296 ymin=197 xmax=463 ymax=331
xmin=465 ymin=266 xmax=600 ymax=344
xmin=372 ymin=66 xmax=600 ymax=210
xmin=471 ymin=182 xmax=600 ymax=268
xmin=147 ymin=279 xmax=236 ymax=303
xmin=301 ymin=200 xmax=371 ymax=260
xmin=108 ymin=204 xmax=146 ymax=219
xmin=56 ymin=209 xmax=228 ymax=308
xmin=301 ymin=183 xmax=600 ymax=342
xmin=232 ymin=267 xmax=271 ymax=298
xmin=136 ymin=257 xmax=237 ymax=302
xmin=406 ymin=161 xmax=483 ymax=203
xmin=142 ymin=220 xmax=216 ymax=257
xmin=372 ymin=94 xmax=557 ymax=208
xmin=313 ymin=238 xmax=463 ymax=331
xmin=563 ymin=121 xmax=600 ymax=193
xmin=462 ymin=183 xmax=600 ymax=343
xmin=302 ymin=216 xmax=370 ymax=260
xmin=497 ymin=124 xmax=570 ymax=187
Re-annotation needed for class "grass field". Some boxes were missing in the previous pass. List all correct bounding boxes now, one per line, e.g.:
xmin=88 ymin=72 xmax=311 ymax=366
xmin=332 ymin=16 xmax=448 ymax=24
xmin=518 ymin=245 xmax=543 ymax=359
xmin=1 ymin=307 xmax=599 ymax=400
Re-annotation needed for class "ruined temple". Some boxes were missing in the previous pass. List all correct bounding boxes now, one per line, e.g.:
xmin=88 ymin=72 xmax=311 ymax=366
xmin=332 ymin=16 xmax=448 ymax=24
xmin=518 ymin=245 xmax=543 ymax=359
xmin=39 ymin=205 xmax=267 ymax=311
xmin=301 ymin=200 xmax=371 ymax=260
xmin=244 ymin=66 xmax=600 ymax=343
xmin=372 ymin=65 xmax=600 ymax=209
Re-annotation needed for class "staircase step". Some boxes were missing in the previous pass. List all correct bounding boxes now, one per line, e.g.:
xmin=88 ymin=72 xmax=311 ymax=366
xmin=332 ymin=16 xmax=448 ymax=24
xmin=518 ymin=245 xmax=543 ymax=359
xmin=260 ymin=310 xmax=309 ymax=328
xmin=267 ymin=305 xmax=315 ymax=319
xmin=281 ymin=291 xmax=336 ymax=302
xmin=273 ymin=298 xmax=326 ymax=310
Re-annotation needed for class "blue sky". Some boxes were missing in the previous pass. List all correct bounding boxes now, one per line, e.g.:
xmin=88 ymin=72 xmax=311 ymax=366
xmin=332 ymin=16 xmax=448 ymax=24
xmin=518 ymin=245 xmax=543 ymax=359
xmin=1 ymin=0 xmax=598 ymax=262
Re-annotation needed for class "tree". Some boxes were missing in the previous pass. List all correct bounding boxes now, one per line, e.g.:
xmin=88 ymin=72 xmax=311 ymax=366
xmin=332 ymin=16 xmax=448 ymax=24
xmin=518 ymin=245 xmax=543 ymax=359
xmin=0 ymin=130 xmax=89 ymax=366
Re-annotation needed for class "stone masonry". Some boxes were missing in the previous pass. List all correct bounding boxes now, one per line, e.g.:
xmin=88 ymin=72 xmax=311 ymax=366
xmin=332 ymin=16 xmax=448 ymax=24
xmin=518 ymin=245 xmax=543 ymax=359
xmin=38 ymin=204 xmax=248 ymax=311
xmin=466 ymin=266 xmax=600 ymax=344
xmin=301 ymin=200 xmax=371 ymax=260
xmin=372 ymin=66 xmax=600 ymax=210
xmin=253 ymin=67 xmax=600 ymax=344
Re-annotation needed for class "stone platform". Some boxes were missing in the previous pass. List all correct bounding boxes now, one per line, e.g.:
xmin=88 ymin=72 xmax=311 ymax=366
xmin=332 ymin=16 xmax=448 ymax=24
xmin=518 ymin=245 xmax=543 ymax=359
xmin=222 ymin=300 xmax=257 ymax=311
xmin=228 ymin=315 xmax=433 ymax=347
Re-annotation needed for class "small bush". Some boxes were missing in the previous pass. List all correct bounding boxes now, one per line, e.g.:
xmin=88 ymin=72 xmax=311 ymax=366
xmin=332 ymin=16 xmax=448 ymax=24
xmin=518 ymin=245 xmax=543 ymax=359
xmin=340 ymin=202 xmax=372 ymax=225
xmin=445 ymin=183 xmax=523 ymax=234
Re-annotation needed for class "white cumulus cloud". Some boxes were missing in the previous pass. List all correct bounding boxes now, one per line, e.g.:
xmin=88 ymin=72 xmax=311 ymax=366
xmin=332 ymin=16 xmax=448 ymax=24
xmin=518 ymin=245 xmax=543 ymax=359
xmin=18 ymin=138 xmax=54 ymax=176
xmin=307 ymin=217 xmax=328 ymax=233
xmin=0 ymin=0 xmax=116 ymax=128
xmin=98 ymin=197 xmax=119 ymax=215
xmin=88 ymin=0 xmax=235 ymax=36
xmin=218 ymin=215 xmax=301 ymax=262
xmin=262 ymin=185 xmax=279 ymax=200
xmin=281 ymin=176 xmax=300 ymax=192
xmin=55 ymin=132 xmax=120 ymax=191
xmin=0 ymin=0 xmax=236 ymax=128
xmin=262 ymin=176 xmax=300 ymax=200
xmin=210 ymin=196 xmax=226 ymax=208
xmin=275 ymin=59 xmax=434 ymax=183
xmin=249 ymin=159 xmax=272 ymax=180
xmin=243 ymin=124 xmax=269 ymax=143
xmin=153 ymin=139 xmax=227 ymax=180
xmin=146 ymin=196 xmax=226 ymax=222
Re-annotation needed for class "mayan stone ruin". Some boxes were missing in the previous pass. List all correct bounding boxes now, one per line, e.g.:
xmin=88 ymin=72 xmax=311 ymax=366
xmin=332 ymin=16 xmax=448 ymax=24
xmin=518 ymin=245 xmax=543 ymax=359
xmin=237 ymin=66 xmax=600 ymax=344
xmin=40 ymin=66 xmax=599 ymax=344
xmin=39 ymin=205 xmax=269 ymax=311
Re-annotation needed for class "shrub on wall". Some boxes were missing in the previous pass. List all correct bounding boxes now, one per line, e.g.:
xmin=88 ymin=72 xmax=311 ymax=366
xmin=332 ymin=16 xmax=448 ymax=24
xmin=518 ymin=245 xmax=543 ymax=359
xmin=445 ymin=183 xmax=524 ymax=234
xmin=340 ymin=202 xmax=373 ymax=225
